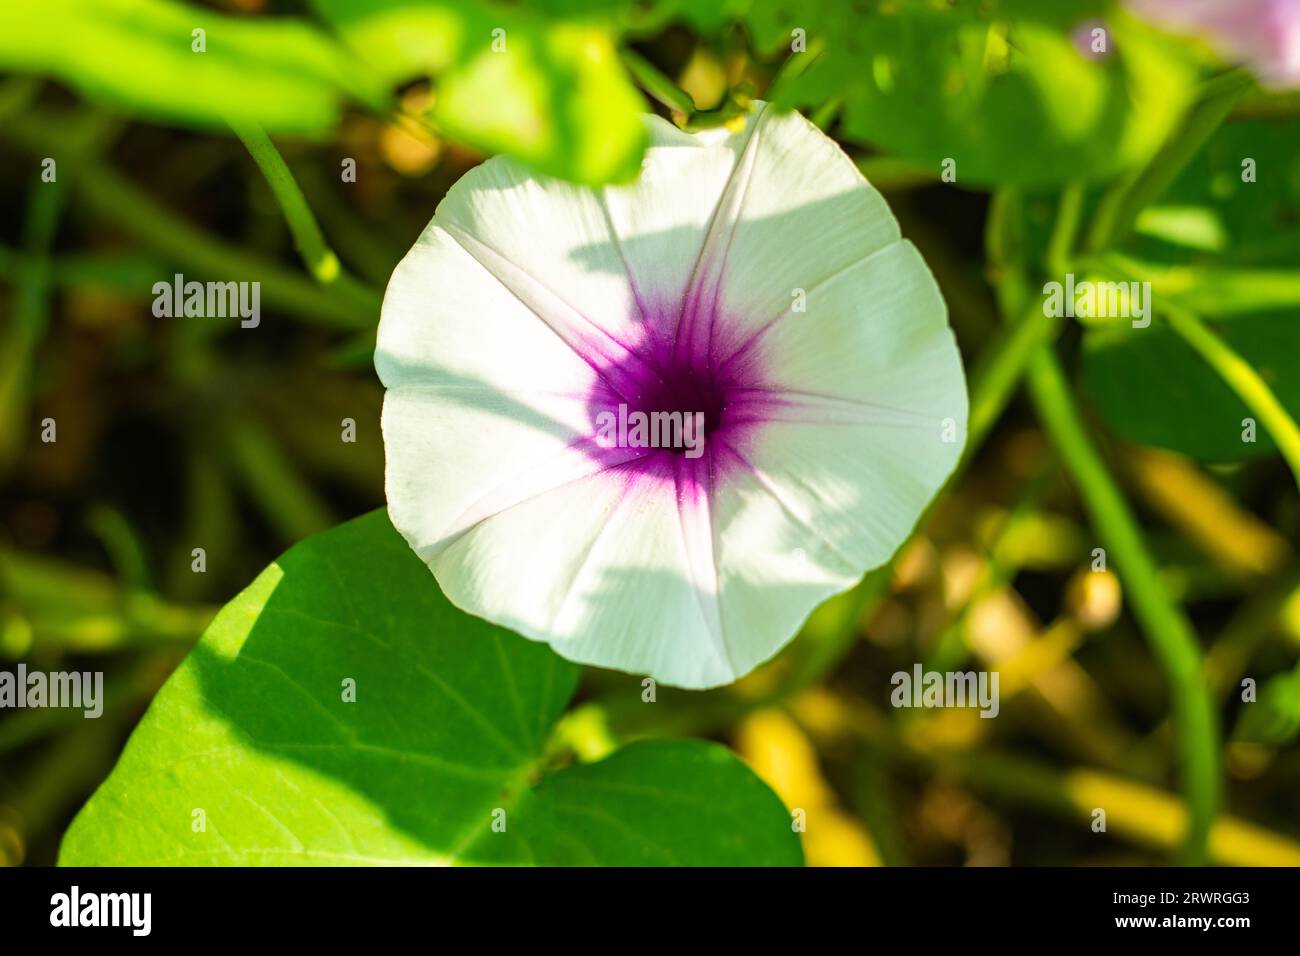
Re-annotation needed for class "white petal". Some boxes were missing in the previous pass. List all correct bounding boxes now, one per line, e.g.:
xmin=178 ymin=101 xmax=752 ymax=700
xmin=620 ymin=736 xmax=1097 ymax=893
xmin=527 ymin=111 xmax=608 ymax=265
xmin=428 ymin=459 xmax=739 ymax=689
xmin=678 ymin=105 xmax=902 ymax=360
xmin=714 ymin=239 xmax=967 ymax=588
xmin=377 ymin=222 xmax=613 ymax=559
xmin=376 ymin=224 xmax=598 ymax=393
xmin=741 ymin=239 xmax=961 ymax=412
xmin=377 ymin=112 xmax=741 ymax=595
xmin=382 ymin=386 xmax=639 ymax=560
xmin=430 ymin=114 xmax=745 ymax=370
xmin=599 ymin=118 xmax=754 ymax=317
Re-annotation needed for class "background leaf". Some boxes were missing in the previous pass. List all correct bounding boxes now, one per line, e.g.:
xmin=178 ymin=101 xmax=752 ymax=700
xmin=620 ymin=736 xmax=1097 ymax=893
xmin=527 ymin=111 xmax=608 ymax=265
xmin=0 ymin=0 xmax=377 ymax=134
xmin=748 ymin=0 xmax=1198 ymax=186
xmin=1125 ymin=118 xmax=1300 ymax=269
xmin=1082 ymin=315 xmax=1300 ymax=461
xmin=58 ymin=511 xmax=801 ymax=866
xmin=312 ymin=0 xmax=648 ymax=184
xmin=1234 ymin=664 xmax=1300 ymax=747
xmin=1082 ymin=117 xmax=1300 ymax=461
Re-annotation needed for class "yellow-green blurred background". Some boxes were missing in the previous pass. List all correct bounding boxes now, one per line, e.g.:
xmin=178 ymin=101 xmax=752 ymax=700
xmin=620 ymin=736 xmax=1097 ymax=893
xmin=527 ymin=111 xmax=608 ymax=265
xmin=3 ymin=0 xmax=1300 ymax=866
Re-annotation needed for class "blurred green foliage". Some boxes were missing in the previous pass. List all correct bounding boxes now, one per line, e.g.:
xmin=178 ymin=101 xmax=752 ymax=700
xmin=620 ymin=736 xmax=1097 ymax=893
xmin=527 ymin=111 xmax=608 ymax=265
xmin=1 ymin=0 xmax=1299 ymax=868
xmin=0 ymin=0 xmax=378 ymax=133
xmin=0 ymin=0 xmax=648 ymax=183
xmin=749 ymin=0 xmax=1201 ymax=186
xmin=1085 ymin=313 xmax=1300 ymax=461
xmin=1083 ymin=117 xmax=1300 ymax=460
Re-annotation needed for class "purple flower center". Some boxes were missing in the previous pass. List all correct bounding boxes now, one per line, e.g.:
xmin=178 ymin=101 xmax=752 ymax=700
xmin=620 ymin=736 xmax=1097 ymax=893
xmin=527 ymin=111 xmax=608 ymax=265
xmin=581 ymin=291 xmax=782 ymax=500
xmin=627 ymin=349 xmax=726 ymax=445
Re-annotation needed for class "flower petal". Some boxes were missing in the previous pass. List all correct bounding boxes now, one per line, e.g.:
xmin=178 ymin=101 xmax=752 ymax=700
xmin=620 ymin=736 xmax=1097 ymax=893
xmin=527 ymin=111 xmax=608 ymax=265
xmin=427 ymin=458 xmax=740 ymax=688
xmin=431 ymin=114 xmax=744 ymax=371
xmin=382 ymin=386 xmax=638 ymax=560
xmin=740 ymin=239 xmax=960 ymax=410
xmin=678 ymin=105 xmax=902 ymax=361
xmin=378 ymin=110 xmax=753 ymax=576
xmin=378 ymin=223 xmax=618 ymax=560
xmin=714 ymin=238 xmax=967 ymax=598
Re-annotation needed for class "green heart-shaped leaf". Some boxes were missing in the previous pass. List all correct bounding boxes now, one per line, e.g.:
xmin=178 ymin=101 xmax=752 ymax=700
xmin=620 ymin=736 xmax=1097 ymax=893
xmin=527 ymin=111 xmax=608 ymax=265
xmin=60 ymin=511 xmax=801 ymax=866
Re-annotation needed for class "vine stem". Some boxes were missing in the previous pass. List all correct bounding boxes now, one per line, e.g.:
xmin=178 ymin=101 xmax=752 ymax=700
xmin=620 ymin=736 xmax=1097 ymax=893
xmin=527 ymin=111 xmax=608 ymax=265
xmin=229 ymin=119 xmax=360 ymax=295
xmin=1045 ymin=180 xmax=1085 ymax=276
xmin=1026 ymin=346 xmax=1220 ymax=864
xmin=0 ymin=183 xmax=63 ymax=470
xmin=1162 ymin=302 xmax=1300 ymax=493
xmin=1085 ymin=69 xmax=1253 ymax=253
xmin=8 ymin=111 xmax=378 ymax=329
xmin=621 ymin=49 xmax=695 ymax=117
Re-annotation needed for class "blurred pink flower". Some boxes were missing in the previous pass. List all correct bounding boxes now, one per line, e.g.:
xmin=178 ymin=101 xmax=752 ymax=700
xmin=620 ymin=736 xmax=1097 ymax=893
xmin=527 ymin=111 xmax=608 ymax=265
xmin=1129 ymin=0 xmax=1300 ymax=87
xmin=1072 ymin=19 xmax=1115 ymax=61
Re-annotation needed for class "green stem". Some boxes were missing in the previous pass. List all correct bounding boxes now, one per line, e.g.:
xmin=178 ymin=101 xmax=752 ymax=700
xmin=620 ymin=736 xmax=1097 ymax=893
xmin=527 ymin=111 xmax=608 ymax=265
xmin=784 ymin=565 xmax=891 ymax=692
xmin=1162 ymin=303 xmax=1300 ymax=493
xmin=786 ymin=284 xmax=1065 ymax=693
xmin=229 ymin=120 xmax=349 ymax=289
xmin=1026 ymin=347 xmax=1220 ymax=863
xmin=221 ymin=417 xmax=333 ymax=544
xmin=1045 ymin=181 xmax=1085 ymax=276
xmin=0 ymin=184 xmax=63 ymax=470
xmin=6 ymin=708 xmax=132 ymax=862
xmin=921 ymin=459 xmax=1054 ymax=675
xmin=296 ymin=165 xmax=405 ymax=285
xmin=850 ymin=749 xmax=911 ymax=866
xmin=96 ymin=157 xmax=377 ymax=327
xmin=0 ymin=76 xmax=40 ymax=121
xmin=86 ymin=506 xmax=153 ymax=593
xmin=809 ymin=96 xmax=842 ymax=130
xmin=766 ymin=36 xmax=826 ymax=106
xmin=1085 ymin=69 xmax=1253 ymax=253
xmin=8 ymin=113 xmax=378 ymax=329
xmin=621 ymin=49 xmax=695 ymax=117
xmin=0 ymin=657 xmax=167 ymax=754
xmin=966 ymin=303 xmax=1060 ymax=451
xmin=901 ymin=743 xmax=1300 ymax=866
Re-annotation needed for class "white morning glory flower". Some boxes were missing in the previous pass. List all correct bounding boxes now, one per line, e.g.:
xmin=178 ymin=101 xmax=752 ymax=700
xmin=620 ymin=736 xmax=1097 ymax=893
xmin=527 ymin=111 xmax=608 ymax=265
xmin=377 ymin=103 xmax=967 ymax=689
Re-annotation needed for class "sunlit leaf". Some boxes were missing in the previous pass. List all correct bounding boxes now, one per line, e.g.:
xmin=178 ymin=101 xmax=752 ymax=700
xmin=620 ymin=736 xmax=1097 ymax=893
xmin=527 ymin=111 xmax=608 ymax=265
xmin=312 ymin=0 xmax=648 ymax=184
xmin=0 ymin=0 xmax=377 ymax=133
xmin=59 ymin=511 xmax=801 ymax=866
